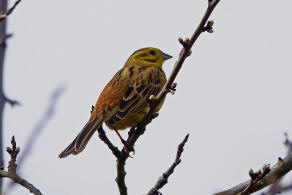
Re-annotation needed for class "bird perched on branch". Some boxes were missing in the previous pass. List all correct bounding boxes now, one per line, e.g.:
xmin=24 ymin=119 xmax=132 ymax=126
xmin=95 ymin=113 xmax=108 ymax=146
xmin=59 ymin=47 xmax=172 ymax=158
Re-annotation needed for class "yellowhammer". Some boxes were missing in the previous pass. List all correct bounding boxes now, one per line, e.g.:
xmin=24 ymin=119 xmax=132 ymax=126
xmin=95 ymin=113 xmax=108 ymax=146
xmin=59 ymin=47 xmax=172 ymax=158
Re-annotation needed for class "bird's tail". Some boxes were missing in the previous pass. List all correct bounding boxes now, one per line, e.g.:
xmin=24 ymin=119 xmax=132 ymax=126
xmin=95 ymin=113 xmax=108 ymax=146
xmin=59 ymin=118 xmax=102 ymax=158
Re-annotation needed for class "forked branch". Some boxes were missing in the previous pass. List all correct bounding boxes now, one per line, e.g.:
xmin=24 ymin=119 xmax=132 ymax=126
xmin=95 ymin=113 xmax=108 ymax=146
xmin=114 ymin=0 xmax=221 ymax=195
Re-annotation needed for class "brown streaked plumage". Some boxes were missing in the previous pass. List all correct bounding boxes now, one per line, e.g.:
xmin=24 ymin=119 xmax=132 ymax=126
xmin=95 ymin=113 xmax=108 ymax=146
xmin=59 ymin=47 xmax=172 ymax=158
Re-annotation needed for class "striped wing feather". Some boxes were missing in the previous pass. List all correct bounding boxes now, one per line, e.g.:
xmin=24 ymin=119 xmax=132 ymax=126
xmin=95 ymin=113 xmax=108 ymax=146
xmin=106 ymin=66 xmax=165 ymax=127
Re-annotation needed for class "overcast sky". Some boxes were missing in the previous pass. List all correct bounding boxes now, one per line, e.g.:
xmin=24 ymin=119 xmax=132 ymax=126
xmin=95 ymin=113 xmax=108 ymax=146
xmin=3 ymin=0 xmax=292 ymax=194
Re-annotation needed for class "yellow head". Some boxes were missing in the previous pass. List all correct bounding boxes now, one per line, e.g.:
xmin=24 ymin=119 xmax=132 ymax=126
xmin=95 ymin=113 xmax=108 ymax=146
xmin=125 ymin=47 xmax=172 ymax=68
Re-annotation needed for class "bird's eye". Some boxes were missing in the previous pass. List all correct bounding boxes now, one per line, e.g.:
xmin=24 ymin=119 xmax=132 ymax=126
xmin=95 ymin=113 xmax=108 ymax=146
xmin=149 ymin=50 xmax=156 ymax=55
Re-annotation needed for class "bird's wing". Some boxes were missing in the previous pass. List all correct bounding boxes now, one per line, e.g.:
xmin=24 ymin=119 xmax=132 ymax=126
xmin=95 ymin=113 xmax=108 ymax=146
xmin=106 ymin=66 xmax=165 ymax=127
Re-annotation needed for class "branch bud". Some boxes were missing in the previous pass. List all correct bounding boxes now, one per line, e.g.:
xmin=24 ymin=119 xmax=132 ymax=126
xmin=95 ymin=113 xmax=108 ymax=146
xmin=203 ymin=20 xmax=215 ymax=33
xmin=178 ymin=37 xmax=190 ymax=48
xmin=262 ymin=164 xmax=270 ymax=174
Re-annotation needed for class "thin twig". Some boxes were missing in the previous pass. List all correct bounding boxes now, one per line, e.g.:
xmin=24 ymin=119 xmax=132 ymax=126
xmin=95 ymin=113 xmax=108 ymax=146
xmin=3 ymin=94 xmax=20 ymax=107
xmin=0 ymin=33 xmax=12 ymax=45
xmin=6 ymin=85 xmax=66 ymax=193
xmin=0 ymin=136 xmax=42 ymax=195
xmin=18 ymin=85 xmax=66 ymax=166
xmin=284 ymin=132 xmax=292 ymax=154
xmin=97 ymin=125 xmax=120 ymax=158
xmin=0 ymin=0 xmax=22 ymax=22
xmin=147 ymin=134 xmax=189 ymax=195
xmin=114 ymin=1 xmax=220 ymax=194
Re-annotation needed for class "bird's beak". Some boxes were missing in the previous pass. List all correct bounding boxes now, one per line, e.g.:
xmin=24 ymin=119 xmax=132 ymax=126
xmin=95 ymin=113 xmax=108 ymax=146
xmin=161 ymin=52 xmax=172 ymax=60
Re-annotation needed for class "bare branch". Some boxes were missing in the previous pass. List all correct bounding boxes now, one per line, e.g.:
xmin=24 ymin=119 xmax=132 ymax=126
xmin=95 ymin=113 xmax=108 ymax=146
xmin=0 ymin=136 xmax=42 ymax=195
xmin=97 ymin=125 xmax=120 ymax=158
xmin=3 ymin=94 xmax=20 ymax=107
xmin=116 ymin=155 xmax=127 ymax=195
xmin=0 ymin=0 xmax=22 ymax=22
xmin=216 ymin=133 xmax=292 ymax=195
xmin=0 ymin=33 xmax=12 ymax=46
xmin=214 ymin=155 xmax=292 ymax=195
xmin=261 ymin=133 xmax=292 ymax=195
xmin=147 ymin=134 xmax=189 ymax=195
xmin=114 ymin=1 xmax=221 ymax=194
xmin=0 ymin=0 xmax=11 ymax=189
xmin=6 ymin=85 xmax=66 ymax=193
xmin=18 ymin=85 xmax=66 ymax=166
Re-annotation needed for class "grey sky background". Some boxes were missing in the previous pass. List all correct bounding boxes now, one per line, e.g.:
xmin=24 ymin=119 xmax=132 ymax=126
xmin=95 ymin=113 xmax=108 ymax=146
xmin=3 ymin=0 xmax=292 ymax=194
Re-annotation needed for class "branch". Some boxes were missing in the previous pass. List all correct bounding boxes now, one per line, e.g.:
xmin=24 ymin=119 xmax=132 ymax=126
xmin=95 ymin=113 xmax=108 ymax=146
xmin=97 ymin=125 xmax=120 ymax=158
xmin=0 ymin=0 xmax=11 ymax=190
xmin=147 ymin=134 xmax=189 ymax=195
xmin=3 ymin=94 xmax=20 ymax=107
xmin=0 ymin=0 xmax=22 ymax=22
xmin=0 ymin=33 xmax=12 ymax=46
xmin=261 ymin=133 xmax=292 ymax=195
xmin=6 ymin=85 xmax=66 ymax=193
xmin=0 ymin=136 xmax=42 ymax=195
xmin=114 ymin=1 xmax=220 ymax=194
xmin=18 ymin=85 xmax=66 ymax=166
xmin=214 ymin=155 xmax=292 ymax=195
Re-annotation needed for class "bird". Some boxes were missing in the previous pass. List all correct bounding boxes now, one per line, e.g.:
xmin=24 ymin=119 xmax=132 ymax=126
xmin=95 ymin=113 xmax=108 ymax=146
xmin=59 ymin=47 xmax=172 ymax=158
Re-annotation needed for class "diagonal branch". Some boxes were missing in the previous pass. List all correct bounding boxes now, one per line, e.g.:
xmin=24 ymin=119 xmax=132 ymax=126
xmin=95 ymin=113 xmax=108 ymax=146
xmin=214 ymin=155 xmax=292 ymax=195
xmin=261 ymin=133 xmax=292 ymax=195
xmin=18 ymin=85 xmax=66 ymax=167
xmin=97 ymin=125 xmax=120 ymax=158
xmin=6 ymin=85 xmax=66 ymax=193
xmin=114 ymin=1 xmax=221 ymax=195
xmin=147 ymin=134 xmax=189 ymax=195
xmin=0 ymin=0 xmax=22 ymax=22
